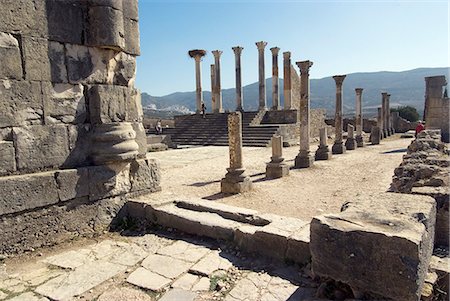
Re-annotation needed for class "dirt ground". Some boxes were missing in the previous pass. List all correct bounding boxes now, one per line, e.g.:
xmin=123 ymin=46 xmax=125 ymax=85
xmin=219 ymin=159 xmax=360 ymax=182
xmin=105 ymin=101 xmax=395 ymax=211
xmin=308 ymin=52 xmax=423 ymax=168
xmin=147 ymin=134 xmax=412 ymax=221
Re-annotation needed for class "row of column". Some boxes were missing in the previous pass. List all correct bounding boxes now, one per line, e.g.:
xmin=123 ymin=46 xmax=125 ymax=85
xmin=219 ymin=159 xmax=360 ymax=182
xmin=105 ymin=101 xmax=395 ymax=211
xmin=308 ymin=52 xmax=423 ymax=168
xmin=189 ymin=42 xmax=296 ymax=114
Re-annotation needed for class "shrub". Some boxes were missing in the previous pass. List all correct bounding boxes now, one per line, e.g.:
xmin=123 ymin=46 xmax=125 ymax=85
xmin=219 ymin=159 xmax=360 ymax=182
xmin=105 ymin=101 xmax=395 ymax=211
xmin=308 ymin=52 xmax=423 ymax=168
xmin=391 ymin=106 xmax=419 ymax=122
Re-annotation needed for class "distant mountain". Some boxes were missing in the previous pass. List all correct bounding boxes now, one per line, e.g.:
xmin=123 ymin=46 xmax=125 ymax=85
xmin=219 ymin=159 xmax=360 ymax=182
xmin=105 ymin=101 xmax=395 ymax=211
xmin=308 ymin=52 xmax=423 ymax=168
xmin=141 ymin=67 xmax=449 ymax=117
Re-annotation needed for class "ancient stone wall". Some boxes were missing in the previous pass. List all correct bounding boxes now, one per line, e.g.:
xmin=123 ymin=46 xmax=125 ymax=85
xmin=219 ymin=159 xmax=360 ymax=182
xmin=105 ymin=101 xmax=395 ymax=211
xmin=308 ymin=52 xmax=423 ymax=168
xmin=0 ymin=0 xmax=160 ymax=255
xmin=424 ymin=76 xmax=449 ymax=142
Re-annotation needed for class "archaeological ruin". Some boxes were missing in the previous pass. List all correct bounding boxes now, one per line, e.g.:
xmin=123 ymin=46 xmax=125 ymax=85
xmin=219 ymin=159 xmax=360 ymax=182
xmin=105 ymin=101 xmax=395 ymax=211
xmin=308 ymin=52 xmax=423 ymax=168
xmin=0 ymin=1 xmax=449 ymax=301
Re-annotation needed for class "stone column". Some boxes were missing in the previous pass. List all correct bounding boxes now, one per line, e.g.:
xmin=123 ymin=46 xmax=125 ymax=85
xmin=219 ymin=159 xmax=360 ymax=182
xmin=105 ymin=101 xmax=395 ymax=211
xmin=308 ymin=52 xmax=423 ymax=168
xmin=256 ymin=41 xmax=268 ymax=110
xmin=283 ymin=52 xmax=292 ymax=110
xmin=266 ymin=135 xmax=289 ymax=178
xmin=188 ymin=50 xmax=207 ymax=114
xmin=355 ymin=88 xmax=364 ymax=147
xmin=370 ymin=108 xmax=382 ymax=145
xmin=270 ymin=47 xmax=280 ymax=110
xmin=381 ymin=92 xmax=388 ymax=138
xmin=332 ymin=75 xmax=347 ymax=154
xmin=387 ymin=93 xmax=393 ymax=134
xmin=232 ymin=46 xmax=244 ymax=111
xmin=315 ymin=127 xmax=332 ymax=160
xmin=210 ymin=64 xmax=216 ymax=113
xmin=294 ymin=60 xmax=314 ymax=168
xmin=345 ymin=124 xmax=356 ymax=150
xmin=221 ymin=112 xmax=252 ymax=193
xmin=212 ymin=50 xmax=223 ymax=113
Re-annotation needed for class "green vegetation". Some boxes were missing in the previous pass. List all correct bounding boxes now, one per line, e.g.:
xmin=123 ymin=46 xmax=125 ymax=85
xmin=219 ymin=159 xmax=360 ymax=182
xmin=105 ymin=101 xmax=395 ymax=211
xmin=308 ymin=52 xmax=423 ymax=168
xmin=391 ymin=106 xmax=420 ymax=122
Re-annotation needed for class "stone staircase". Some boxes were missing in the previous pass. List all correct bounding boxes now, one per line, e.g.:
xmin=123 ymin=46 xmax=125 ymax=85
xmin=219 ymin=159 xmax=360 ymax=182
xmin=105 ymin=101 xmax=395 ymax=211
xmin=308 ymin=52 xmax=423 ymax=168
xmin=126 ymin=198 xmax=311 ymax=265
xmin=151 ymin=111 xmax=280 ymax=147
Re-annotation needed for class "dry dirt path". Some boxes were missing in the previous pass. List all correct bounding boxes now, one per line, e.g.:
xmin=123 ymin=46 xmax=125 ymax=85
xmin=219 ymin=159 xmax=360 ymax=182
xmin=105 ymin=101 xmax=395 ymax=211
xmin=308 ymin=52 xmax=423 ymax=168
xmin=147 ymin=135 xmax=412 ymax=221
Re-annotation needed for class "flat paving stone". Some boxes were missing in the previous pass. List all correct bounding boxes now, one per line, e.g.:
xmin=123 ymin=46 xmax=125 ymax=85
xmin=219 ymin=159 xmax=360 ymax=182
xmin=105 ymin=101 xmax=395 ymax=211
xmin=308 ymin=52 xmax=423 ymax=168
xmin=159 ymin=288 xmax=197 ymax=301
xmin=127 ymin=267 xmax=171 ymax=292
xmin=14 ymin=267 xmax=64 ymax=286
xmin=171 ymin=273 xmax=199 ymax=290
xmin=35 ymin=260 xmax=126 ymax=300
xmin=43 ymin=249 xmax=94 ymax=269
xmin=0 ymin=278 xmax=27 ymax=293
xmin=192 ymin=277 xmax=210 ymax=291
xmin=141 ymin=254 xmax=193 ymax=279
xmin=7 ymin=292 xmax=49 ymax=301
xmin=189 ymin=251 xmax=233 ymax=276
xmin=97 ymin=287 xmax=153 ymax=301
xmin=156 ymin=240 xmax=210 ymax=263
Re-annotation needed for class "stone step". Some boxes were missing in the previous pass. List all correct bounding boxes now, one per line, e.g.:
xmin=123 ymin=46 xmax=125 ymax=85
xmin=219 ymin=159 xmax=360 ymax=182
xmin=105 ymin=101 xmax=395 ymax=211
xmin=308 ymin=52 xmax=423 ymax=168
xmin=126 ymin=198 xmax=311 ymax=264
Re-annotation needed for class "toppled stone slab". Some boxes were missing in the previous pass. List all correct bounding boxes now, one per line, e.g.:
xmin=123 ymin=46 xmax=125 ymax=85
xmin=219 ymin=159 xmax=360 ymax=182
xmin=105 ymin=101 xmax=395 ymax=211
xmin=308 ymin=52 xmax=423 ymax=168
xmin=310 ymin=193 xmax=436 ymax=301
xmin=35 ymin=260 xmax=126 ymax=300
xmin=126 ymin=267 xmax=171 ymax=292
xmin=171 ymin=273 xmax=199 ymax=290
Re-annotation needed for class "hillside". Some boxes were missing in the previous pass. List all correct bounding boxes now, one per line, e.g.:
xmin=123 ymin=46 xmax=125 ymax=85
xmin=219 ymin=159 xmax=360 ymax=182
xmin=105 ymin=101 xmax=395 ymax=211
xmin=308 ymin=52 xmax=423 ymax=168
xmin=141 ymin=67 xmax=449 ymax=117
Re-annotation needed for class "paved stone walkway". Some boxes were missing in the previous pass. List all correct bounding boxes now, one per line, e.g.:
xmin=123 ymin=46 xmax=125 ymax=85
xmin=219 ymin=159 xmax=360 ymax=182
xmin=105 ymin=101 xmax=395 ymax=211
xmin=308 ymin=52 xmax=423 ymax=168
xmin=0 ymin=232 xmax=318 ymax=301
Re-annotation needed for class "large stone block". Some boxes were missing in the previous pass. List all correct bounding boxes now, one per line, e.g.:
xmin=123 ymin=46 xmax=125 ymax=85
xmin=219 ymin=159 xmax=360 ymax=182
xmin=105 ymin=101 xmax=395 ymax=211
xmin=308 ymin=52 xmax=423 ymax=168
xmin=0 ymin=141 xmax=16 ymax=175
xmin=88 ymin=84 xmax=127 ymax=123
xmin=66 ymin=124 xmax=91 ymax=168
xmin=49 ymin=41 xmax=68 ymax=83
xmin=0 ymin=33 xmax=22 ymax=79
xmin=66 ymin=44 xmax=113 ymax=84
xmin=131 ymin=122 xmax=147 ymax=157
xmin=113 ymin=52 xmax=137 ymax=86
xmin=123 ymin=18 xmax=140 ymax=55
xmin=55 ymin=168 xmax=89 ymax=202
xmin=123 ymin=0 xmax=139 ymax=21
xmin=0 ymin=172 xmax=59 ymax=216
xmin=0 ymin=0 xmax=47 ymax=37
xmin=45 ymin=0 xmax=85 ymax=44
xmin=310 ymin=193 xmax=436 ymax=301
xmin=22 ymin=36 xmax=51 ymax=81
xmin=86 ymin=6 xmax=125 ymax=50
xmin=127 ymin=88 xmax=143 ymax=122
xmin=88 ymin=163 xmax=131 ymax=201
xmin=129 ymin=159 xmax=161 ymax=192
xmin=0 ymin=80 xmax=43 ymax=127
xmin=13 ymin=125 xmax=70 ymax=171
xmin=43 ymin=83 xmax=86 ymax=124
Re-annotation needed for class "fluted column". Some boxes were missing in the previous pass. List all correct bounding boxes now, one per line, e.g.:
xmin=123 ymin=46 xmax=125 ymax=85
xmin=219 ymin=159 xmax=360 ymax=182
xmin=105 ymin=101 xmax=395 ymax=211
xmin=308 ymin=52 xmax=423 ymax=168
xmin=381 ymin=92 xmax=388 ymax=137
xmin=270 ymin=47 xmax=280 ymax=110
xmin=210 ymin=64 xmax=216 ymax=113
xmin=256 ymin=41 xmax=268 ymax=110
xmin=283 ymin=52 xmax=292 ymax=110
xmin=355 ymin=88 xmax=364 ymax=147
xmin=294 ymin=60 xmax=314 ymax=168
xmin=232 ymin=46 xmax=244 ymax=111
xmin=212 ymin=50 xmax=223 ymax=113
xmin=188 ymin=49 xmax=207 ymax=114
xmin=332 ymin=75 xmax=346 ymax=154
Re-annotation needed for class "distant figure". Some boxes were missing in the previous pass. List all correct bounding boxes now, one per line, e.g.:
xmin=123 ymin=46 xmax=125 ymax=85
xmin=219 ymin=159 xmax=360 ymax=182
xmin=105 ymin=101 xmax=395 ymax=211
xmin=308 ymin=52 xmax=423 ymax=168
xmin=415 ymin=121 xmax=425 ymax=137
xmin=201 ymin=102 xmax=206 ymax=118
xmin=156 ymin=119 xmax=162 ymax=135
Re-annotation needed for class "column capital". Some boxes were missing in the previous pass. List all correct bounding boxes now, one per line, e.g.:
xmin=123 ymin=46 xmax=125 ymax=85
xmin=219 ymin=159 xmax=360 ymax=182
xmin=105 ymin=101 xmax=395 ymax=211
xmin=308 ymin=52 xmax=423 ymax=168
xmin=270 ymin=47 xmax=280 ymax=55
xmin=188 ymin=49 xmax=207 ymax=61
xmin=255 ymin=41 xmax=268 ymax=51
xmin=333 ymin=75 xmax=346 ymax=86
xmin=232 ymin=46 xmax=244 ymax=55
xmin=381 ymin=92 xmax=388 ymax=97
xmin=212 ymin=50 xmax=223 ymax=58
xmin=355 ymin=88 xmax=363 ymax=94
xmin=283 ymin=51 xmax=291 ymax=59
xmin=296 ymin=60 xmax=313 ymax=75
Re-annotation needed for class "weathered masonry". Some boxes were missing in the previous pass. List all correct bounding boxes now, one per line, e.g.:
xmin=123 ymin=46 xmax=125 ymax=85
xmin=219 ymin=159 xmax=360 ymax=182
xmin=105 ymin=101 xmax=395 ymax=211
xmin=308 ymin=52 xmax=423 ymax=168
xmin=0 ymin=0 xmax=160 ymax=254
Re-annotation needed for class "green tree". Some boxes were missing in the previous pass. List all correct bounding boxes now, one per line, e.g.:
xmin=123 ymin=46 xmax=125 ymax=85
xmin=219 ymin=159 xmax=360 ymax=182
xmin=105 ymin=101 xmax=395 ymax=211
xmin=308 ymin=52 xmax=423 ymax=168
xmin=391 ymin=106 xmax=419 ymax=122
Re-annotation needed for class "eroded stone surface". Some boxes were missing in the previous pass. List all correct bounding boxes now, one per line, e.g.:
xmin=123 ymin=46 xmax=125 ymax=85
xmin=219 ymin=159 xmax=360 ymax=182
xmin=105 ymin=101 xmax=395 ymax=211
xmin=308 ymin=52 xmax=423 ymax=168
xmin=126 ymin=267 xmax=171 ymax=292
xmin=97 ymin=287 xmax=153 ymax=301
xmin=189 ymin=251 xmax=233 ymax=276
xmin=141 ymin=254 xmax=193 ymax=279
xmin=171 ymin=273 xmax=199 ymax=290
xmin=7 ymin=292 xmax=48 ymax=301
xmin=157 ymin=240 xmax=211 ymax=263
xmin=159 ymin=288 xmax=197 ymax=301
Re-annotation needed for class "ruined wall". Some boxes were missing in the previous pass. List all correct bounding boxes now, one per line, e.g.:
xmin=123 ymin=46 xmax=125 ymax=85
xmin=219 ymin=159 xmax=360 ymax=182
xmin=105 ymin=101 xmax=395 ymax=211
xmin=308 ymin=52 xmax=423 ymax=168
xmin=0 ymin=0 xmax=160 ymax=255
xmin=424 ymin=75 xmax=449 ymax=142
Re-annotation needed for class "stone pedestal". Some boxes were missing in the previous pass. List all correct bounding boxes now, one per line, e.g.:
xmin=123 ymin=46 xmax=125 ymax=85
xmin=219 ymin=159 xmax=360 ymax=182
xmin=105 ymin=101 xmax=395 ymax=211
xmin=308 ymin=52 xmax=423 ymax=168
xmin=345 ymin=124 xmax=356 ymax=150
xmin=256 ymin=41 xmax=268 ymax=110
xmin=266 ymin=135 xmax=289 ymax=178
xmin=355 ymin=88 xmax=364 ymax=147
xmin=294 ymin=60 xmax=314 ymax=169
xmin=232 ymin=46 xmax=244 ymax=111
xmin=212 ymin=50 xmax=223 ymax=113
xmin=315 ymin=128 xmax=331 ymax=160
xmin=221 ymin=112 xmax=252 ymax=194
xmin=332 ymin=75 xmax=346 ymax=154
xmin=370 ymin=126 xmax=381 ymax=145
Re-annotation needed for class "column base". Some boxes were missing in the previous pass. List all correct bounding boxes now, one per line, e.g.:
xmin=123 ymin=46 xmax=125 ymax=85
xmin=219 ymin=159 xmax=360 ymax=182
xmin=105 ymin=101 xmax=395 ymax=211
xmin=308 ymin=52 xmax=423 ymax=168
xmin=345 ymin=137 xmax=356 ymax=150
xmin=221 ymin=168 xmax=252 ymax=194
xmin=294 ymin=151 xmax=314 ymax=168
xmin=315 ymin=145 xmax=332 ymax=161
xmin=266 ymin=162 xmax=289 ymax=179
xmin=355 ymin=135 xmax=364 ymax=147
xmin=332 ymin=142 xmax=346 ymax=154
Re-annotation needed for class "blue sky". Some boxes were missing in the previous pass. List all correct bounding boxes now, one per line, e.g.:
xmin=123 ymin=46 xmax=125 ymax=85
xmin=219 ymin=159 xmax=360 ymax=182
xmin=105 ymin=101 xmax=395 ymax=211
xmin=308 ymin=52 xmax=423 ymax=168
xmin=135 ymin=0 xmax=449 ymax=96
